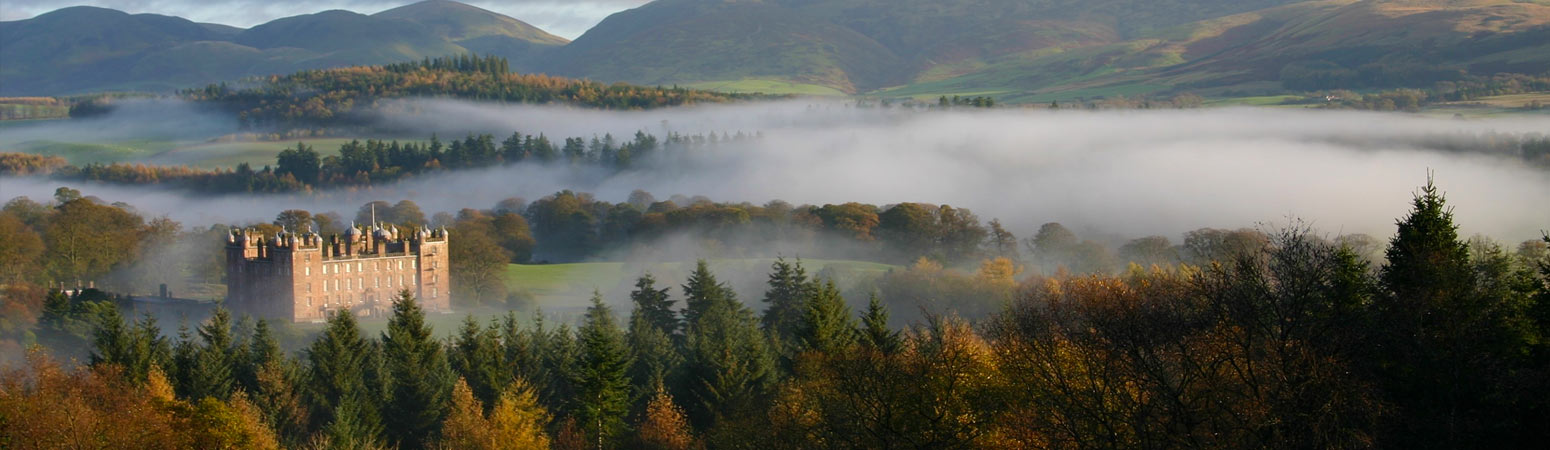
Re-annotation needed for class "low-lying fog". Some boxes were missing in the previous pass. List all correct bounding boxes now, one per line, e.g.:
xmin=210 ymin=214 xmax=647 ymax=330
xmin=3 ymin=99 xmax=1547 ymax=242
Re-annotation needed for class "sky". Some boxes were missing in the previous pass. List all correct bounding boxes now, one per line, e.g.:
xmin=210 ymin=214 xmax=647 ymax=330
xmin=0 ymin=0 xmax=651 ymax=39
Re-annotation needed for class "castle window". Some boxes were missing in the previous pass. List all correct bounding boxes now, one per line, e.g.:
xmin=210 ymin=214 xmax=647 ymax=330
xmin=398 ymin=260 xmax=403 ymax=270
xmin=375 ymin=277 xmax=380 ymax=288
xmin=305 ymin=267 xmax=311 ymax=276
xmin=334 ymin=279 xmax=339 ymax=291
xmin=307 ymin=297 xmax=312 ymax=307
xmin=358 ymin=278 xmax=363 ymax=290
xmin=357 ymin=262 xmax=363 ymax=272
xmin=432 ymin=287 xmax=438 ymax=299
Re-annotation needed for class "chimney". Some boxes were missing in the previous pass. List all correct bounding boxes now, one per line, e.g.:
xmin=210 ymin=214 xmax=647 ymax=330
xmin=160 ymin=283 xmax=168 ymax=298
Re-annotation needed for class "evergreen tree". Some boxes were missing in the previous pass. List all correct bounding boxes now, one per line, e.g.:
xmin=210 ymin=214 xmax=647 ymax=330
xmin=860 ymin=293 xmax=901 ymax=354
xmin=187 ymin=307 xmax=236 ymax=401
xmin=305 ymin=310 xmax=382 ymax=445
xmin=451 ymin=315 xmax=507 ymax=409
xmin=1374 ymin=178 xmax=1532 ymax=447
xmin=90 ymin=305 xmax=170 ymax=383
xmin=630 ymin=273 xmax=678 ymax=335
xmin=626 ymin=310 xmax=682 ymax=408
xmin=573 ymin=292 xmax=633 ymax=446
xmin=681 ymin=260 xmax=733 ymax=326
xmin=381 ymin=289 xmax=455 ymax=448
xmin=798 ymin=280 xmax=857 ymax=354
xmin=681 ymin=264 xmax=774 ymax=428
xmin=761 ymin=258 xmax=810 ymax=358
xmin=241 ymin=319 xmax=286 ymax=394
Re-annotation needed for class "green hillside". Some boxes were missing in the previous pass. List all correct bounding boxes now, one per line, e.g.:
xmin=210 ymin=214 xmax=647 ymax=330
xmin=5 ymin=0 xmax=1548 ymax=100
xmin=544 ymin=0 xmax=906 ymax=92
xmin=0 ymin=1 xmax=568 ymax=96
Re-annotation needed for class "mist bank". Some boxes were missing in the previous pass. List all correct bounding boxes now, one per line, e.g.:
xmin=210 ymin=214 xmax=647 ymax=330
xmin=4 ymin=101 xmax=1548 ymax=242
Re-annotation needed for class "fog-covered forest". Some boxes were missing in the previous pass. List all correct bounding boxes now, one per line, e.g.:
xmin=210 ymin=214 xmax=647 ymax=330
xmin=2 ymin=178 xmax=1548 ymax=449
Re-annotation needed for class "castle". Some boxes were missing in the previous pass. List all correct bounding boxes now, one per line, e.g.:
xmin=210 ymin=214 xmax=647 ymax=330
xmin=226 ymin=223 xmax=451 ymax=323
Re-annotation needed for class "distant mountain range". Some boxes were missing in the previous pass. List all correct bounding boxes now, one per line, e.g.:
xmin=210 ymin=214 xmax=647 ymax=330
xmin=3 ymin=0 xmax=1549 ymax=101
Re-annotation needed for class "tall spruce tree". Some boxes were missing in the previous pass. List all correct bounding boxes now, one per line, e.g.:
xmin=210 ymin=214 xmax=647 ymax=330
xmin=306 ymin=310 xmax=382 ymax=446
xmin=761 ymin=258 xmax=810 ymax=362
xmin=798 ymin=279 xmax=857 ymax=354
xmin=450 ymin=315 xmax=507 ymax=409
xmin=631 ymin=273 xmax=678 ymax=335
xmin=381 ymin=289 xmax=455 ymax=448
xmin=574 ymin=292 xmax=633 ymax=447
xmin=861 ymin=293 xmax=901 ymax=354
xmin=681 ymin=260 xmax=733 ymax=326
xmin=1374 ymin=178 xmax=1530 ymax=448
xmin=187 ymin=307 xmax=237 ymax=401
xmin=681 ymin=264 xmax=774 ymax=428
xmin=90 ymin=306 xmax=170 ymax=384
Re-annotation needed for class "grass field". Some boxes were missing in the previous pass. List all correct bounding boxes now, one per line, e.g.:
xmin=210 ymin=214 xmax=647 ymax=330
xmin=682 ymin=79 xmax=851 ymax=96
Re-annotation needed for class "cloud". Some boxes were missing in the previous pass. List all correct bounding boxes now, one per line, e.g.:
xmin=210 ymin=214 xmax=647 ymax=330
xmin=0 ymin=0 xmax=649 ymax=38
xmin=4 ymin=100 xmax=1547 ymax=246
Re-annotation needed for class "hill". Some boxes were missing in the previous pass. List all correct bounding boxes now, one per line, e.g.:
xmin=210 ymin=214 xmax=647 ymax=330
xmin=543 ymin=0 xmax=1550 ymax=98
xmin=0 ymin=1 xmax=567 ymax=96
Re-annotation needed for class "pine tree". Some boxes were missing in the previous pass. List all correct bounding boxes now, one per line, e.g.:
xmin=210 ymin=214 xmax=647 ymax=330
xmin=381 ymin=289 xmax=455 ymax=448
xmin=489 ymin=379 xmax=553 ymax=449
xmin=574 ymin=292 xmax=633 ymax=447
xmin=305 ymin=310 xmax=381 ymax=445
xmin=682 ymin=260 xmax=733 ymax=326
xmin=188 ymin=307 xmax=236 ymax=401
xmin=799 ymin=280 xmax=857 ymax=354
xmin=631 ymin=273 xmax=678 ymax=335
xmin=451 ymin=315 xmax=507 ymax=408
xmin=626 ymin=311 xmax=681 ymax=407
xmin=681 ymin=264 xmax=774 ymax=428
xmin=761 ymin=258 xmax=810 ymax=361
xmin=861 ymin=293 xmax=901 ymax=354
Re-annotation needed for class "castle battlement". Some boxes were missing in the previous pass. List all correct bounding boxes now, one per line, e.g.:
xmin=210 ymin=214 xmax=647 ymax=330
xmin=226 ymin=223 xmax=451 ymax=323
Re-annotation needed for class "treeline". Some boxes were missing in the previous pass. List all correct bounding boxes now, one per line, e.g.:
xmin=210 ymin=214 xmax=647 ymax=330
xmin=5 ymin=181 xmax=1550 ymax=448
xmin=0 ymin=131 xmax=750 ymax=194
xmin=1297 ymin=72 xmax=1550 ymax=112
xmin=182 ymin=54 xmax=755 ymax=129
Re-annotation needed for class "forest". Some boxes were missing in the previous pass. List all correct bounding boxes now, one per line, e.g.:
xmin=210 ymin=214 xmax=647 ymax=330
xmin=180 ymin=54 xmax=756 ymax=130
xmin=1 ymin=177 xmax=1548 ymax=449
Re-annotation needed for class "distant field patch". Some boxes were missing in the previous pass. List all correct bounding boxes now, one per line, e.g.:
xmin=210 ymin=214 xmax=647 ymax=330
xmin=682 ymin=79 xmax=849 ymax=96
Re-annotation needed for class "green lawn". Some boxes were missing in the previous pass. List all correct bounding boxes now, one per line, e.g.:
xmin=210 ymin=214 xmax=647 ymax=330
xmin=682 ymin=79 xmax=850 ymax=96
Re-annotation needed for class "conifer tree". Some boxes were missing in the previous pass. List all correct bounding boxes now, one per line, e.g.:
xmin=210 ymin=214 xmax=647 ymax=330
xmin=90 ymin=306 xmax=170 ymax=384
xmin=761 ymin=258 xmax=810 ymax=360
xmin=573 ymin=292 xmax=633 ymax=446
xmin=489 ymin=379 xmax=553 ymax=449
xmin=242 ymin=319 xmax=286 ymax=394
xmin=798 ymin=279 xmax=857 ymax=354
xmin=305 ymin=310 xmax=381 ymax=445
xmin=631 ymin=273 xmax=678 ymax=335
xmin=681 ymin=263 xmax=774 ymax=427
xmin=188 ymin=307 xmax=236 ymax=401
xmin=451 ymin=315 xmax=507 ymax=408
xmin=381 ymin=289 xmax=455 ymax=448
xmin=626 ymin=311 xmax=681 ymax=406
xmin=682 ymin=260 xmax=733 ymax=326
xmin=861 ymin=293 xmax=901 ymax=354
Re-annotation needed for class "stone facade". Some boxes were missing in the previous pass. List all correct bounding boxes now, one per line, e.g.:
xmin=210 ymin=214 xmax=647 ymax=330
xmin=226 ymin=223 xmax=450 ymax=323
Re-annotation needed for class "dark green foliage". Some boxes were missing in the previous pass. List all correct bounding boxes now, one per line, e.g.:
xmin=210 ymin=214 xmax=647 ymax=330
xmin=184 ymin=307 xmax=236 ymax=401
xmin=88 ymin=303 xmax=170 ymax=384
xmin=574 ymin=292 xmax=633 ymax=446
xmin=380 ymin=289 xmax=455 ymax=448
xmin=860 ymin=293 xmax=901 ymax=354
xmin=1373 ymin=178 xmax=1539 ymax=448
xmin=798 ymin=280 xmax=857 ymax=355
xmin=449 ymin=315 xmax=507 ymax=409
xmin=305 ymin=311 xmax=383 ymax=446
xmin=681 ymin=262 xmax=775 ymax=428
xmin=761 ymin=258 xmax=811 ymax=357
xmin=630 ymin=273 xmax=678 ymax=335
